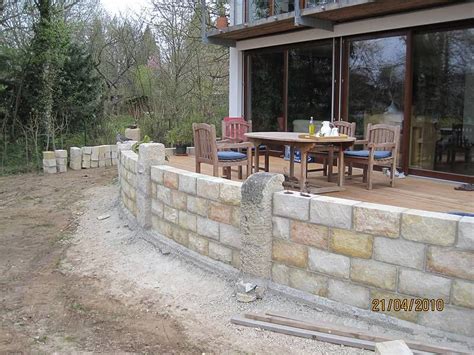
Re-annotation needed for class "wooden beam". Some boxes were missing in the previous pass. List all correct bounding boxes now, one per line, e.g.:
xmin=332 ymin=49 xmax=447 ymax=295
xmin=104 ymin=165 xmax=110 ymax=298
xmin=295 ymin=16 xmax=334 ymax=31
xmin=203 ymin=36 xmax=237 ymax=47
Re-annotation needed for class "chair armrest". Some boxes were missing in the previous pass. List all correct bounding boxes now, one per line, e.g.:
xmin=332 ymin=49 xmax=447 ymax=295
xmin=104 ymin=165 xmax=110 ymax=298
xmin=217 ymin=142 xmax=253 ymax=150
xmin=368 ymin=142 xmax=396 ymax=150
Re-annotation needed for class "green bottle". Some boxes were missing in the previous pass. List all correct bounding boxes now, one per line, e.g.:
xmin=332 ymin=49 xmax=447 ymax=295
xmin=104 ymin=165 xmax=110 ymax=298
xmin=309 ymin=116 xmax=315 ymax=135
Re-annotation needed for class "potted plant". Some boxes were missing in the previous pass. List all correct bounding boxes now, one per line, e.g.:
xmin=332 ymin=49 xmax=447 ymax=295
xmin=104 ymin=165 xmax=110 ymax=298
xmin=216 ymin=0 xmax=228 ymax=29
xmin=166 ymin=121 xmax=194 ymax=156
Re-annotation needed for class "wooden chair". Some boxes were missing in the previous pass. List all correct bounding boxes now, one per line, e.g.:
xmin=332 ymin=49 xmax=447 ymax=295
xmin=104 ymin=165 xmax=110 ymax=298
xmin=193 ymin=123 xmax=252 ymax=180
xmin=307 ymin=121 xmax=356 ymax=181
xmin=344 ymin=123 xmax=400 ymax=190
xmin=221 ymin=117 xmax=269 ymax=172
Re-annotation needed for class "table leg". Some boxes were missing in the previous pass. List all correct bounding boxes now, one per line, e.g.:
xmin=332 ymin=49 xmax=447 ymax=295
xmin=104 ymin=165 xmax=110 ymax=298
xmin=289 ymin=145 xmax=295 ymax=179
xmin=255 ymin=144 xmax=260 ymax=174
xmin=300 ymin=149 xmax=308 ymax=191
xmin=338 ymin=144 xmax=345 ymax=187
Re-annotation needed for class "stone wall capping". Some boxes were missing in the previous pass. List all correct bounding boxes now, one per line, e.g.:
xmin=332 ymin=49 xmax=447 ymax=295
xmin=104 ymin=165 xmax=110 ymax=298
xmin=273 ymin=190 xmax=311 ymax=221
xmin=310 ymin=195 xmax=360 ymax=229
xmin=457 ymin=216 xmax=474 ymax=250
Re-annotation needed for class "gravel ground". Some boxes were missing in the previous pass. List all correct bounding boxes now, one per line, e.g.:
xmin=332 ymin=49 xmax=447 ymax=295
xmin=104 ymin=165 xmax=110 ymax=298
xmin=61 ymin=182 xmax=473 ymax=354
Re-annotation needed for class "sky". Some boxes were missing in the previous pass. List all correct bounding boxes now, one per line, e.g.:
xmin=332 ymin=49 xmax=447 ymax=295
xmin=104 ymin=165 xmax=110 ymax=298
xmin=101 ymin=0 xmax=150 ymax=16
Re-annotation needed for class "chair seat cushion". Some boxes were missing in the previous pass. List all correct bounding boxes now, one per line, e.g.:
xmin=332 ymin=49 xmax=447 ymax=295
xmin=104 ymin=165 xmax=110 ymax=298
xmin=344 ymin=150 xmax=392 ymax=159
xmin=218 ymin=151 xmax=247 ymax=161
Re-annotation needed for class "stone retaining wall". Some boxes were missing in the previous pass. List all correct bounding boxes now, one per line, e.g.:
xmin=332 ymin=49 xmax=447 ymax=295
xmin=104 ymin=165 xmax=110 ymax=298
xmin=150 ymin=165 xmax=242 ymax=267
xmin=116 ymin=143 xmax=474 ymax=336
xmin=271 ymin=192 xmax=474 ymax=336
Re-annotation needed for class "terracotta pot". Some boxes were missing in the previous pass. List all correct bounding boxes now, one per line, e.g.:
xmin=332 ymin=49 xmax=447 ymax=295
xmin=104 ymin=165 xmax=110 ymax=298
xmin=216 ymin=16 xmax=228 ymax=30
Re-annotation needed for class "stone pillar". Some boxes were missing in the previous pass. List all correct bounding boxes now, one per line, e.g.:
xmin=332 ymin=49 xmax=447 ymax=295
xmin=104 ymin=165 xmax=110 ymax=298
xmin=137 ymin=143 xmax=166 ymax=229
xmin=70 ymin=147 xmax=82 ymax=170
xmin=42 ymin=151 xmax=57 ymax=174
xmin=240 ymin=172 xmax=284 ymax=278
xmin=55 ymin=150 xmax=68 ymax=173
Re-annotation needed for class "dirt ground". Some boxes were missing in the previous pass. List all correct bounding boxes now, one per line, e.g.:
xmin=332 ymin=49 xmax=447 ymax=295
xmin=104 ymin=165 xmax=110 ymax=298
xmin=1 ymin=168 xmax=472 ymax=353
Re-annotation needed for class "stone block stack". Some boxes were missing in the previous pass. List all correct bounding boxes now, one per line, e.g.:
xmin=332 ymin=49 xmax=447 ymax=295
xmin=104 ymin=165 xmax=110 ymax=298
xmin=42 ymin=151 xmax=57 ymax=174
xmin=111 ymin=145 xmax=118 ymax=166
xmin=82 ymin=146 xmax=92 ymax=169
xmin=69 ymin=147 xmax=82 ymax=170
xmin=55 ymin=150 xmax=67 ymax=173
xmin=91 ymin=146 xmax=100 ymax=168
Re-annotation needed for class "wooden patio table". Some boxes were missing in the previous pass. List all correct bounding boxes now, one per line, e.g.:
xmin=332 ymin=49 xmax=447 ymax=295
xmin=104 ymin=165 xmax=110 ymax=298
xmin=244 ymin=132 xmax=356 ymax=192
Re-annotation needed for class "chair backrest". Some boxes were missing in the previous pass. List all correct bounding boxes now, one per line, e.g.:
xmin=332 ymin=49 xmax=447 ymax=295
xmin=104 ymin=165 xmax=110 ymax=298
xmin=222 ymin=117 xmax=252 ymax=142
xmin=366 ymin=123 xmax=400 ymax=152
xmin=333 ymin=121 xmax=356 ymax=137
xmin=193 ymin=123 xmax=218 ymax=164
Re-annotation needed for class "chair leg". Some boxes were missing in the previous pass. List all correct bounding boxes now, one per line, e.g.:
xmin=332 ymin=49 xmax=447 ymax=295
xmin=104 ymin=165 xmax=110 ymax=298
xmin=196 ymin=162 xmax=201 ymax=174
xmin=348 ymin=163 xmax=353 ymax=176
xmin=367 ymin=162 xmax=374 ymax=190
xmin=265 ymin=150 xmax=269 ymax=172
xmin=327 ymin=149 xmax=334 ymax=182
xmin=323 ymin=158 xmax=327 ymax=176
xmin=363 ymin=166 xmax=367 ymax=183
xmin=238 ymin=166 xmax=243 ymax=180
xmin=390 ymin=161 xmax=396 ymax=187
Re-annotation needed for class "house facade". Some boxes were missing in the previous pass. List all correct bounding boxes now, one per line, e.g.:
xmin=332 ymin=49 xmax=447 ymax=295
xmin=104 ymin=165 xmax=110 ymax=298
xmin=204 ymin=0 xmax=474 ymax=182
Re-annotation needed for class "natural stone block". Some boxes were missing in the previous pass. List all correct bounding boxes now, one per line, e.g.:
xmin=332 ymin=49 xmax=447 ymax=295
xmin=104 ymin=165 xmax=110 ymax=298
xmin=70 ymin=161 xmax=81 ymax=170
xmin=291 ymin=221 xmax=328 ymax=249
xmin=273 ymin=191 xmax=310 ymax=221
xmin=156 ymin=185 xmax=171 ymax=205
xmin=219 ymin=224 xmax=241 ymax=249
xmin=170 ymin=226 xmax=189 ymax=246
xmin=351 ymin=259 xmax=397 ymax=290
xmin=219 ymin=180 xmax=242 ymax=205
xmin=272 ymin=240 xmax=307 ymax=268
xmin=54 ymin=149 xmax=67 ymax=158
xmin=163 ymin=205 xmax=178 ymax=224
xmin=452 ymin=279 xmax=474 ymax=308
xmin=308 ymin=248 xmax=350 ymax=279
xmin=398 ymin=269 xmax=451 ymax=300
xmin=328 ymin=280 xmax=369 ymax=309
xmin=91 ymin=146 xmax=99 ymax=160
xmin=231 ymin=207 xmax=240 ymax=228
xmin=170 ymin=189 xmax=187 ymax=210
xmin=457 ymin=216 xmax=474 ymax=250
xmin=289 ymin=268 xmax=328 ymax=297
xmin=44 ymin=166 xmax=57 ymax=174
xmin=179 ymin=173 xmax=197 ymax=195
xmin=375 ymin=340 xmax=413 ymax=355
xmin=178 ymin=210 xmax=197 ymax=232
xmin=373 ymin=237 xmax=425 ymax=269
xmin=272 ymin=263 xmax=289 ymax=285
xmin=401 ymin=210 xmax=459 ymax=246
xmin=188 ymin=233 xmax=208 ymax=255
xmin=370 ymin=290 xmax=418 ymax=322
xmin=151 ymin=200 xmax=164 ymax=218
xmin=98 ymin=160 xmax=106 ymax=168
xmin=310 ymin=196 xmax=359 ymax=229
xmin=231 ymin=250 xmax=241 ymax=269
xmin=330 ymin=228 xmax=373 ymax=259
xmin=70 ymin=147 xmax=81 ymax=157
xmin=426 ymin=247 xmax=474 ymax=281
xmin=163 ymin=170 xmax=179 ymax=189
xmin=43 ymin=159 xmax=56 ymax=167
xmin=151 ymin=166 xmax=164 ymax=184
xmin=272 ymin=216 xmax=290 ymax=240
xmin=82 ymin=159 xmax=91 ymax=169
xmin=82 ymin=146 xmax=92 ymax=155
xmin=196 ymin=216 xmax=219 ymax=240
xmin=419 ymin=305 xmax=473 ymax=337
xmin=43 ymin=151 xmax=55 ymax=159
xmin=57 ymin=165 xmax=67 ymax=173
xmin=196 ymin=176 xmax=221 ymax=201
xmin=208 ymin=201 xmax=233 ymax=224
xmin=187 ymin=195 xmax=208 ymax=217
xmin=354 ymin=203 xmax=405 ymax=238
xmin=90 ymin=161 xmax=99 ymax=168
xmin=209 ymin=242 xmax=232 ymax=264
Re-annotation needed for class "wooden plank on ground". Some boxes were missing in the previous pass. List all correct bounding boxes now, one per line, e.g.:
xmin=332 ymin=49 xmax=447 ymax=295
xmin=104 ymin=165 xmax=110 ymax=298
xmin=263 ymin=312 xmax=469 ymax=355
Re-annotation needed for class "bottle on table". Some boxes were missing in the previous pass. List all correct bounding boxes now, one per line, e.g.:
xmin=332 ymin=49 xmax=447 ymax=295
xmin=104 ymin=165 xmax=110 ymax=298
xmin=308 ymin=116 xmax=315 ymax=135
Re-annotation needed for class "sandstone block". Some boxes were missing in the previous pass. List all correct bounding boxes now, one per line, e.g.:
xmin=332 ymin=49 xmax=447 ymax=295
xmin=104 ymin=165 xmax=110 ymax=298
xmin=330 ymin=228 xmax=373 ymax=259
xmin=70 ymin=161 xmax=81 ymax=170
xmin=91 ymin=146 xmax=100 ymax=160
xmin=43 ymin=159 xmax=56 ymax=167
xmin=90 ymin=161 xmax=99 ymax=168
xmin=308 ymin=248 xmax=350 ymax=279
xmin=231 ymin=207 xmax=240 ymax=228
xmin=401 ymin=210 xmax=459 ymax=246
xmin=219 ymin=180 xmax=242 ymax=205
xmin=370 ymin=290 xmax=418 ymax=322
xmin=188 ymin=234 xmax=209 ymax=255
xmin=179 ymin=173 xmax=197 ymax=195
xmin=112 ymin=158 xmax=118 ymax=166
xmin=44 ymin=166 xmax=57 ymax=174
xmin=272 ymin=263 xmax=289 ymax=285
xmin=273 ymin=191 xmax=310 ymax=221
xmin=231 ymin=250 xmax=241 ymax=269
xmin=209 ymin=242 xmax=232 ymax=264
xmin=398 ymin=268 xmax=451 ymax=300
xmin=98 ymin=160 xmax=106 ymax=168
xmin=457 ymin=216 xmax=474 ymax=250
xmin=310 ymin=196 xmax=359 ymax=229
xmin=354 ymin=203 xmax=405 ymax=238
xmin=375 ymin=340 xmax=413 ymax=355
xmin=163 ymin=170 xmax=179 ymax=189
xmin=419 ymin=305 xmax=473 ymax=337
xmin=105 ymin=158 xmax=112 ymax=167
xmin=57 ymin=165 xmax=67 ymax=173
xmin=328 ymin=280 xmax=369 ymax=309
xmin=163 ymin=205 xmax=178 ymax=224
xmin=170 ymin=190 xmax=187 ymax=210
xmin=208 ymin=201 xmax=233 ymax=224
xmin=151 ymin=200 xmax=164 ymax=218
xmin=82 ymin=146 xmax=92 ymax=155
xmin=289 ymin=268 xmax=328 ymax=297
xmin=351 ymin=259 xmax=397 ymax=290
xmin=156 ymin=185 xmax=171 ymax=205
xmin=196 ymin=176 xmax=221 ymax=201
xmin=54 ymin=149 xmax=67 ymax=158
xmin=82 ymin=160 xmax=91 ymax=169
xmin=187 ymin=195 xmax=208 ymax=217
xmin=291 ymin=221 xmax=328 ymax=249
xmin=272 ymin=216 xmax=290 ymax=240
xmin=426 ymin=247 xmax=474 ymax=281
xmin=178 ymin=210 xmax=197 ymax=232
xmin=56 ymin=158 xmax=67 ymax=166
xmin=170 ymin=226 xmax=189 ymax=246
xmin=151 ymin=166 xmax=164 ymax=184
xmin=219 ymin=224 xmax=241 ymax=249
xmin=196 ymin=216 xmax=219 ymax=240
xmin=43 ymin=151 xmax=55 ymax=159
xmin=373 ymin=237 xmax=425 ymax=269
xmin=452 ymin=279 xmax=474 ymax=308
xmin=272 ymin=240 xmax=307 ymax=268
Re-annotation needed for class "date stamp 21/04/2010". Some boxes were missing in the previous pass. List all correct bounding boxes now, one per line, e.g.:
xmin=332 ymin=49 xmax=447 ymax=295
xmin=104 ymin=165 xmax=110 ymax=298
xmin=371 ymin=298 xmax=445 ymax=312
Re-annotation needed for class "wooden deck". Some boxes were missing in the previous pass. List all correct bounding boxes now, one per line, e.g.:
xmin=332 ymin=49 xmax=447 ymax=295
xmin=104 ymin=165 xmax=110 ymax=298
xmin=169 ymin=155 xmax=474 ymax=214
